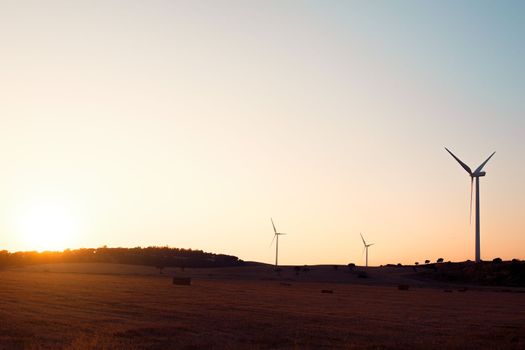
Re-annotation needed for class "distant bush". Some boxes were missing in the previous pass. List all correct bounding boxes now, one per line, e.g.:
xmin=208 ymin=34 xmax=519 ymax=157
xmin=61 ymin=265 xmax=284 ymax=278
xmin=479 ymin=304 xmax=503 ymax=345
xmin=347 ymin=263 xmax=356 ymax=271
xmin=437 ymin=258 xmax=444 ymax=263
xmin=397 ymin=263 xmax=403 ymax=267
xmin=492 ymin=257 xmax=503 ymax=264
xmin=425 ymin=260 xmax=430 ymax=264
xmin=414 ymin=262 xmax=419 ymax=265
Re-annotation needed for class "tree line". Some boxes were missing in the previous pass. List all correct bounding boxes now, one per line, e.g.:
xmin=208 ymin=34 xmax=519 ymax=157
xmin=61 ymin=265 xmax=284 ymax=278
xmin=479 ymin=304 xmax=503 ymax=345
xmin=0 ymin=246 xmax=243 ymax=269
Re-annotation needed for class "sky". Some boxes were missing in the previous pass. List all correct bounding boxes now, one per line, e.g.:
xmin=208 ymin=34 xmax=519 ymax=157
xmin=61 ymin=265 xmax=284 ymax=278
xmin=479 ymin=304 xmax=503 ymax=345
xmin=0 ymin=0 xmax=524 ymax=266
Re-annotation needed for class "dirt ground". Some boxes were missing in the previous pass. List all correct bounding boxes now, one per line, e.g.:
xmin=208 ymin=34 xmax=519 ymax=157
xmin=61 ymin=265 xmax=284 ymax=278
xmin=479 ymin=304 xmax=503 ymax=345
xmin=1 ymin=264 xmax=524 ymax=349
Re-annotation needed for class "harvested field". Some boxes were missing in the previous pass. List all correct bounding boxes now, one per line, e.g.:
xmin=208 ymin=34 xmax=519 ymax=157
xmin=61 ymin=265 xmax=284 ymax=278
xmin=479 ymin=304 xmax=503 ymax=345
xmin=1 ymin=265 xmax=524 ymax=349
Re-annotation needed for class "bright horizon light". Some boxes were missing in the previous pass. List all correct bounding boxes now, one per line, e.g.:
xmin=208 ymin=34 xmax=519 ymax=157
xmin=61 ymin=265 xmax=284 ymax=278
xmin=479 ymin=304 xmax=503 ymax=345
xmin=10 ymin=198 xmax=80 ymax=252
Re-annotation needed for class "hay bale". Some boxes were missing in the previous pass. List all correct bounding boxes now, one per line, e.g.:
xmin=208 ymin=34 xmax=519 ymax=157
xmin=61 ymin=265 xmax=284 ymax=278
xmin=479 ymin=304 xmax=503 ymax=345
xmin=172 ymin=277 xmax=191 ymax=285
xmin=357 ymin=271 xmax=369 ymax=279
xmin=321 ymin=289 xmax=334 ymax=294
xmin=398 ymin=284 xmax=410 ymax=291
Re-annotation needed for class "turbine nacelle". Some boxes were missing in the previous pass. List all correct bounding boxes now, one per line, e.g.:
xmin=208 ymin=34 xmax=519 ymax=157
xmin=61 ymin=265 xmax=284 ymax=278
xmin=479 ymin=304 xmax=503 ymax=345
xmin=473 ymin=171 xmax=486 ymax=177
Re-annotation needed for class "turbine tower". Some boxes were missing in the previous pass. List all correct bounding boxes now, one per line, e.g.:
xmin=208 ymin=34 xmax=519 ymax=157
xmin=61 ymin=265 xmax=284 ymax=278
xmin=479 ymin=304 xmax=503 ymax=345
xmin=445 ymin=147 xmax=495 ymax=263
xmin=360 ymin=233 xmax=374 ymax=267
xmin=270 ymin=218 xmax=286 ymax=270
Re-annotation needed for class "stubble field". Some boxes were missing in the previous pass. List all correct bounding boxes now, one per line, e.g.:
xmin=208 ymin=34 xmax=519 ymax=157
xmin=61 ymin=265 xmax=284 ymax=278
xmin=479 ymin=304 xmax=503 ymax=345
xmin=1 ymin=265 xmax=524 ymax=349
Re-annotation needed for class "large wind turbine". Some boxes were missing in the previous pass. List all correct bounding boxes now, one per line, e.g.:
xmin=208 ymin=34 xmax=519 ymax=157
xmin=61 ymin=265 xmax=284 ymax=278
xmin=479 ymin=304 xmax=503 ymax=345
xmin=445 ymin=147 xmax=495 ymax=263
xmin=360 ymin=233 xmax=374 ymax=267
xmin=270 ymin=218 xmax=286 ymax=270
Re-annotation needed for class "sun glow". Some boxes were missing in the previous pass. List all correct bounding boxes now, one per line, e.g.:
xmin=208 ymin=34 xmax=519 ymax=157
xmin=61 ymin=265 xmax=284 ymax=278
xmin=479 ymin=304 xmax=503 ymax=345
xmin=12 ymin=199 xmax=80 ymax=252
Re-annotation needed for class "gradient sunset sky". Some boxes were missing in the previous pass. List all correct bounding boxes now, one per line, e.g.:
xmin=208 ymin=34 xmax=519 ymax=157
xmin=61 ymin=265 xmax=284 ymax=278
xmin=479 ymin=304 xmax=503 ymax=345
xmin=1 ymin=1 xmax=523 ymax=265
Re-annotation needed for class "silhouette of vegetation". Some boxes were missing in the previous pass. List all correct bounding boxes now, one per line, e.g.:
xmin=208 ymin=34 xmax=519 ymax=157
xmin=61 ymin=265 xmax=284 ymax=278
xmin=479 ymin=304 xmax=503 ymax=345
xmin=347 ymin=263 xmax=356 ymax=271
xmin=436 ymin=258 xmax=444 ymax=263
xmin=425 ymin=259 xmax=430 ymax=264
xmin=0 ymin=247 xmax=243 ymax=269
xmin=418 ymin=260 xmax=525 ymax=286
xmin=492 ymin=257 xmax=502 ymax=264
xmin=414 ymin=262 xmax=419 ymax=265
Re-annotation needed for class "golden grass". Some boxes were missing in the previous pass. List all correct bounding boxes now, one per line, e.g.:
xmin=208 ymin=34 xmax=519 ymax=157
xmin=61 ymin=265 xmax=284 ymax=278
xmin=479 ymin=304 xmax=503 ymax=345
xmin=1 ymin=267 xmax=524 ymax=349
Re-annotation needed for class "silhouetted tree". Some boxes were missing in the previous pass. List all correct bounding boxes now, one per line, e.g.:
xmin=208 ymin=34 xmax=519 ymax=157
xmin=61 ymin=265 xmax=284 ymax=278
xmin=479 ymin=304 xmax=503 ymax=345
xmin=492 ymin=257 xmax=502 ymax=264
xmin=425 ymin=260 xmax=430 ymax=264
xmin=347 ymin=263 xmax=356 ymax=271
xmin=0 ymin=247 xmax=243 ymax=269
xmin=437 ymin=258 xmax=444 ymax=263
xmin=414 ymin=262 xmax=419 ymax=265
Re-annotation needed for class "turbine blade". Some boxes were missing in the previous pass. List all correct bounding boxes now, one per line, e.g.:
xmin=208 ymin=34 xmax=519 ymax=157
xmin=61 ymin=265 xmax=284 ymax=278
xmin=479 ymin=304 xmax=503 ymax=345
xmin=474 ymin=151 xmax=496 ymax=174
xmin=361 ymin=246 xmax=366 ymax=259
xmin=278 ymin=233 xmax=287 ymax=235
xmin=445 ymin=147 xmax=472 ymax=175
xmin=269 ymin=234 xmax=276 ymax=247
xmin=271 ymin=218 xmax=277 ymax=234
xmin=368 ymin=243 xmax=374 ymax=247
xmin=469 ymin=177 xmax=473 ymax=224
xmin=360 ymin=233 xmax=366 ymax=246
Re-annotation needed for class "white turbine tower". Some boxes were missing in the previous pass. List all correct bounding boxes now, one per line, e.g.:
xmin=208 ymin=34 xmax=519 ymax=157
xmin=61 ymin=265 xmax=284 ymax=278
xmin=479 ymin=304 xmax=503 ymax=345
xmin=445 ymin=147 xmax=495 ymax=263
xmin=270 ymin=218 xmax=286 ymax=270
xmin=360 ymin=233 xmax=374 ymax=267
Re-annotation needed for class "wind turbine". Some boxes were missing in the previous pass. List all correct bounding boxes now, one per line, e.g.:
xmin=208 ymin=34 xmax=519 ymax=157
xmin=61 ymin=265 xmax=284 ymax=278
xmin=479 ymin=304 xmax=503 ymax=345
xmin=270 ymin=218 xmax=286 ymax=270
xmin=360 ymin=233 xmax=374 ymax=267
xmin=445 ymin=147 xmax=495 ymax=263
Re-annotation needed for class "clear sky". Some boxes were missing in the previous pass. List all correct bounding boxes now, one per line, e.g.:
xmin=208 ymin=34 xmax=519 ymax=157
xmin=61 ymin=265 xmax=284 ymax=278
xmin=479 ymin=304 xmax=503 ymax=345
xmin=0 ymin=0 xmax=523 ymax=265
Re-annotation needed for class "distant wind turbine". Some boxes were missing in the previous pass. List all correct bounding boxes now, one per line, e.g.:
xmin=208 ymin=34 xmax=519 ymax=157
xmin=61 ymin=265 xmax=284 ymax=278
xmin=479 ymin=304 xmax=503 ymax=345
xmin=445 ymin=147 xmax=495 ymax=263
xmin=270 ymin=218 xmax=286 ymax=270
xmin=360 ymin=233 xmax=374 ymax=267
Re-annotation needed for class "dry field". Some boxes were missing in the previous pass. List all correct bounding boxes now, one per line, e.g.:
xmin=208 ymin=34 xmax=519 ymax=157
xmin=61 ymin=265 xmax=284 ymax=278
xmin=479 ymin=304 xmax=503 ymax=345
xmin=1 ymin=264 xmax=524 ymax=349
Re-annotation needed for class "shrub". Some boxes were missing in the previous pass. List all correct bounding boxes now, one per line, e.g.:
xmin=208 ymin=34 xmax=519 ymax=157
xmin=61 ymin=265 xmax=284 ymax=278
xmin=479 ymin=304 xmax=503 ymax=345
xmin=414 ymin=262 xmax=419 ymax=265
xmin=437 ymin=258 xmax=444 ymax=263
xmin=492 ymin=257 xmax=503 ymax=264
xmin=425 ymin=260 xmax=430 ymax=264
